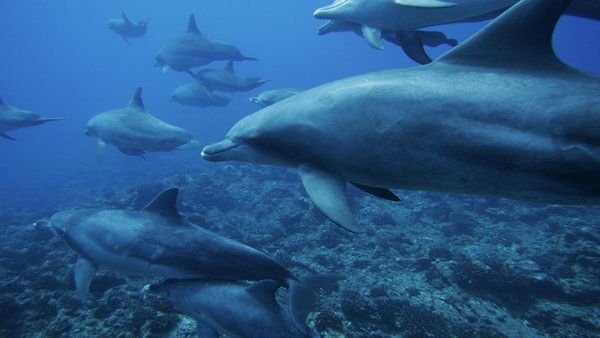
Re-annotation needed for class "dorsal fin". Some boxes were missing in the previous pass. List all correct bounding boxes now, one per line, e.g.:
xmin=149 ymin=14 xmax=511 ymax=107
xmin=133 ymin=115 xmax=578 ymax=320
xmin=246 ymin=280 xmax=279 ymax=307
xmin=187 ymin=14 xmax=200 ymax=34
xmin=121 ymin=12 xmax=130 ymax=23
xmin=128 ymin=87 xmax=145 ymax=110
xmin=437 ymin=0 xmax=572 ymax=69
xmin=224 ymin=61 xmax=235 ymax=73
xmin=142 ymin=188 xmax=181 ymax=219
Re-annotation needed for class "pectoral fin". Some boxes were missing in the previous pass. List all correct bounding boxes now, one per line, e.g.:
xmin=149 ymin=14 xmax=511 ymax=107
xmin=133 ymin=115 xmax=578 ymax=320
xmin=298 ymin=163 xmax=362 ymax=233
xmin=361 ymin=25 xmax=384 ymax=50
xmin=1 ymin=132 xmax=16 ymax=141
xmin=120 ymin=34 xmax=132 ymax=46
xmin=394 ymin=0 xmax=456 ymax=8
xmin=75 ymin=255 xmax=98 ymax=303
xmin=392 ymin=30 xmax=433 ymax=64
xmin=162 ymin=65 xmax=170 ymax=75
xmin=96 ymin=139 xmax=106 ymax=161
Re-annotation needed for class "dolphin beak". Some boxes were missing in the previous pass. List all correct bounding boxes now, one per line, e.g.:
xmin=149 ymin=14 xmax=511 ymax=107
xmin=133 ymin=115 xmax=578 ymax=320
xmin=201 ymin=139 xmax=239 ymax=162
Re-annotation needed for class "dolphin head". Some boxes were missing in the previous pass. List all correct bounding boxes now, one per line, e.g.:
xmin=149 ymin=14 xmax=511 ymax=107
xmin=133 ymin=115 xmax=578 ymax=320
xmin=314 ymin=0 xmax=357 ymax=20
xmin=83 ymin=120 xmax=98 ymax=137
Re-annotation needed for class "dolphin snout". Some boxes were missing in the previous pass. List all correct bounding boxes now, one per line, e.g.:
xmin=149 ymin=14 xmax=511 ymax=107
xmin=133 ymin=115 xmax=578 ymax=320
xmin=201 ymin=139 xmax=238 ymax=162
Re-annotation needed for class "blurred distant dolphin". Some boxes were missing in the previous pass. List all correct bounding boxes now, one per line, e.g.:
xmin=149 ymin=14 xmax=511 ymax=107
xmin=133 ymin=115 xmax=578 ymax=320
xmin=41 ymin=188 xmax=327 ymax=333
xmin=250 ymin=88 xmax=303 ymax=108
xmin=150 ymin=276 xmax=341 ymax=337
xmin=169 ymin=82 xmax=232 ymax=108
xmin=203 ymin=0 xmax=600 ymax=233
xmin=190 ymin=61 xmax=272 ymax=93
xmin=0 ymin=96 xmax=66 ymax=140
xmin=84 ymin=87 xmax=200 ymax=160
xmin=154 ymin=15 xmax=258 ymax=74
xmin=318 ymin=19 xmax=457 ymax=64
xmin=106 ymin=12 xmax=148 ymax=46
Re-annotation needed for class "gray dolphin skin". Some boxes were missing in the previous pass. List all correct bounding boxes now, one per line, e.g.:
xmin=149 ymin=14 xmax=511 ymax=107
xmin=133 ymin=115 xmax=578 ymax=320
xmin=202 ymin=0 xmax=600 ymax=234
xmin=169 ymin=82 xmax=232 ymax=108
xmin=0 ymin=96 xmax=66 ymax=140
xmin=154 ymin=15 xmax=258 ymax=73
xmin=249 ymin=88 xmax=303 ymax=108
xmin=45 ymin=188 xmax=319 ymax=332
xmin=191 ymin=61 xmax=272 ymax=93
xmin=151 ymin=279 xmax=323 ymax=337
xmin=84 ymin=87 xmax=199 ymax=160
xmin=106 ymin=12 xmax=148 ymax=46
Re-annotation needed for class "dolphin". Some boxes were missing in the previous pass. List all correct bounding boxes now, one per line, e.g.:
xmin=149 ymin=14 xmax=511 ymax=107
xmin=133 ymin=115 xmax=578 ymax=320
xmin=0 ymin=96 xmax=66 ymax=140
xmin=169 ymin=82 xmax=232 ymax=109
xmin=250 ymin=88 xmax=303 ymax=108
xmin=190 ymin=61 xmax=272 ymax=93
xmin=84 ymin=87 xmax=200 ymax=160
xmin=106 ymin=12 xmax=148 ymax=46
xmin=202 ymin=0 xmax=600 ymax=234
xmin=318 ymin=19 xmax=457 ymax=64
xmin=150 ymin=276 xmax=342 ymax=337
xmin=40 ymin=188 xmax=322 ymax=332
xmin=154 ymin=15 xmax=258 ymax=74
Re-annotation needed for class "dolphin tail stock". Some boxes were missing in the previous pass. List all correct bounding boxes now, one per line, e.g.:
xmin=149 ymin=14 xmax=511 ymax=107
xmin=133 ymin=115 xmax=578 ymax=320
xmin=1 ymin=132 xmax=16 ymax=141
xmin=288 ymin=274 xmax=344 ymax=335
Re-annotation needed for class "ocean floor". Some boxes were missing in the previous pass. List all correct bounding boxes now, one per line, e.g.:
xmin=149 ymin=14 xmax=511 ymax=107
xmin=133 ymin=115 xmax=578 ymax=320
xmin=1 ymin=162 xmax=599 ymax=337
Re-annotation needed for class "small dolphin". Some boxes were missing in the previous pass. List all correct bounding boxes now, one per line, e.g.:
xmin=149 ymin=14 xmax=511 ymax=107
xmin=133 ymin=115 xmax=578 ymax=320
xmin=151 ymin=276 xmax=342 ymax=337
xmin=154 ymin=15 xmax=258 ymax=73
xmin=169 ymin=82 xmax=232 ymax=108
xmin=250 ymin=88 xmax=303 ymax=108
xmin=191 ymin=61 xmax=272 ymax=93
xmin=203 ymin=0 xmax=600 ymax=233
xmin=318 ymin=19 xmax=457 ymax=64
xmin=41 ymin=188 xmax=323 ymax=333
xmin=84 ymin=87 xmax=199 ymax=160
xmin=0 ymin=96 xmax=66 ymax=140
xmin=106 ymin=12 xmax=148 ymax=46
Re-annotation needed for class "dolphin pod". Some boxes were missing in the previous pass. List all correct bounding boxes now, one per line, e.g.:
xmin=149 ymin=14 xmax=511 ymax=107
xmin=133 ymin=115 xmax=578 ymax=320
xmin=0 ymin=96 xmax=66 ymax=140
xmin=84 ymin=87 xmax=200 ymax=160
xmin=313 ymin=0 xmax=600 ymax=63
xmin=42 ymin=188 xmax=336 ymax=335
xmin=154 ymin=15 xmax=258 ymax=74
xmin=202 ymin=0 xmax=600 ymax=233
xmin=106 ymin=12 xmax=148 ymax=46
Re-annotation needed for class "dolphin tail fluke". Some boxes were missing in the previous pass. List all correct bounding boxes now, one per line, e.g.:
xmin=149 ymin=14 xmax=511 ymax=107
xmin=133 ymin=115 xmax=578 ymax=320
xmin=1 ymin=132 xmax=16 ymax=141
xmin=37 ymin=117 xmax=69 ymax=123
xmin=239 ymin=55 xmax=261 ymax=61
xmin=288 ymin=274 xmax=344 ymax=335
xmin=176 ymin=140 xmax=208 ymax=150
xmin=75 ymin=255 xmax=98 ymax=303
xmin=298 ymin=163 xmax=363 ymax=233
xmin=121 ymin=34 xmax=132 ymax=46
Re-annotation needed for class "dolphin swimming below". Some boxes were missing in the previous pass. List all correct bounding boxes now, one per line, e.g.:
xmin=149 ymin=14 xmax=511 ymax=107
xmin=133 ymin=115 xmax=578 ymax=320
xmin=190 ymin=61 xmax=272 ymax=93
xmin=106 ymin=12 xmax=148 ymax=46
xmin=154 ymin=15 xmax=258 ymax=74
xmin=150 ymin=276 xmax=341 ymax=337
xmin=169 ymin=81 xmax=232 ymax=108
xmin=202 ymin=0 xmax=600 ymax=233
xmin=250 ymin=88 xmax=303 ymax=108
xmin=0 ymin=96 xmax=66 ymax=140
xmin=40 ymin=188 xmax=321 ymax=332
xmin=84 ymin=87 xmax=200 ymax=160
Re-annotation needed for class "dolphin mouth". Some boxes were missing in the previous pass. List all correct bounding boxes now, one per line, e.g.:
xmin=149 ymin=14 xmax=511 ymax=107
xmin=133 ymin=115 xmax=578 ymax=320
xmin=201 ymin=139 xmax=239 ymax=161
xmin=314 ymin=0 xmax=349 ymax=18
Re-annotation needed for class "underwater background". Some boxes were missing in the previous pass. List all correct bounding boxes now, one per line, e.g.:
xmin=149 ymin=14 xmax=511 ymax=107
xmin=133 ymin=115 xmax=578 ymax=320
xmin=1 ymin=0 xmax=599 ymax=337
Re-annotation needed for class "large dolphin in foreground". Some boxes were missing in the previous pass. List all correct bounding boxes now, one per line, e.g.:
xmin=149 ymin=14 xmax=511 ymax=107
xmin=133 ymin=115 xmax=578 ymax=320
xmin=0 ymin=96 xmax=66 ymax=140
xmin=154 ymin=15 xmax=258 ymax=74
xmin=106 ymin=12 xmax=148 ymax=46
xmin=151 ymin=276 xmax=341 ymax=337
xmin=190 ymin=61 xmax=272 ymax=93
xmin=84 ymin=87 xmax=200 ymax=160
xmin=202 ymin=0 xmax=600 ymax=233
xmin=39 ymin=188 xmax=325 ymax=333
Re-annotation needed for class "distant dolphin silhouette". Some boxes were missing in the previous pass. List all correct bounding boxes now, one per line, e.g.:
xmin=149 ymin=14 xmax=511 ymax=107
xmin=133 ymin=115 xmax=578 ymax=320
xmin=0 ymin=96 xmax=66 ymax=140
xmin=106 ymin=12 xmax=148 ymax=46
xmin=154 ymin=15 xmax=258 ymax=74
xmin=84 ymin=87 xmax=200 ymax=160
xmin=40 ymin=188 xmax=327 ymax=333
xmin=203 ymin=0 xmax=600 ymax=233
xmin=190 ymin=61 xmax=272 ymax=93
